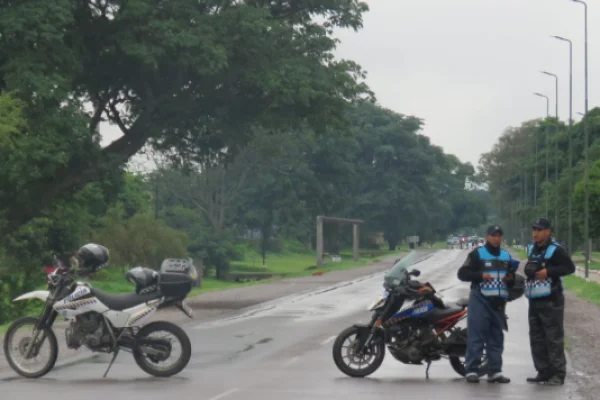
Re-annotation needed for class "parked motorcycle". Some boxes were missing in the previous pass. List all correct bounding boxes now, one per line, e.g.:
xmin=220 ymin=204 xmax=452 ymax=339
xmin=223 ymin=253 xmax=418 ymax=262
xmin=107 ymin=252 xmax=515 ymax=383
xmin=332 ymin=253 xmax=487 ymax=379
xmin=3 ymin=243 xmax=199 ymax=379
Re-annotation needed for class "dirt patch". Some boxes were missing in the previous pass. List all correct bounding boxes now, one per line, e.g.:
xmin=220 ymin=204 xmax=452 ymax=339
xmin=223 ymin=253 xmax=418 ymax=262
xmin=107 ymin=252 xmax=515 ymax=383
xmin=563 ymin=291 xmax=600 ymax=400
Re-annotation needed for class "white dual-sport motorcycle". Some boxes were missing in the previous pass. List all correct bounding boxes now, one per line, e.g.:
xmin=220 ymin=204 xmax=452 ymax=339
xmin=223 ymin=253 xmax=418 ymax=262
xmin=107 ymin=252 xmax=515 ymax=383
xmin=3 ymin=243 xmax=199 ymax=379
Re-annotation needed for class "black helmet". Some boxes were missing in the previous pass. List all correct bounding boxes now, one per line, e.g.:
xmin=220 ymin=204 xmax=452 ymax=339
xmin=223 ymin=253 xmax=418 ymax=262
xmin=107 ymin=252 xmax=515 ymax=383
xmin=507 ymin=274 xmax=525 ymax=302
xmin=524 ymin=260 xmax=541 ymax=279
xmin=77 ymin=243 xmax=109 ymax=271
xmin=125 ymin=266 xmax=159 ymax=294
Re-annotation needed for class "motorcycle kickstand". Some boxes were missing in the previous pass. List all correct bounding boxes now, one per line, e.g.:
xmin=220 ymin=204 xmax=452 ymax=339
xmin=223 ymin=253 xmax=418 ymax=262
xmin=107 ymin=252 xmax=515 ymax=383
xmin=425 ymin=360 xmax=432 ymax=380
xmin=103 ymin=348 xmax=120 ymax=378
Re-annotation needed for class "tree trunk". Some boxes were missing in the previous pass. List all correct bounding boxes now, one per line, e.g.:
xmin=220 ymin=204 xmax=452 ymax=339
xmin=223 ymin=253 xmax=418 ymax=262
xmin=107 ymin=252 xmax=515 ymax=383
xmin=387 ymin=238 xmax=397 ymax=251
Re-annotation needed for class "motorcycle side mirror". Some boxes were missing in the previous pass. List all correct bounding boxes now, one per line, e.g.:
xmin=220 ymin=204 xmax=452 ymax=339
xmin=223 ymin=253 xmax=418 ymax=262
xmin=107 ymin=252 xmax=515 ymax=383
xmin=409 ymin=269 xmax=421 ymax=277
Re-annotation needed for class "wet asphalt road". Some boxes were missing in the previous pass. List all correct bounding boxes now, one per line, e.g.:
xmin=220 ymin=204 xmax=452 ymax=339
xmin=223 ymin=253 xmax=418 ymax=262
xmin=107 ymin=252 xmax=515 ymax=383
xmin=0 ymin=250 xmax=581 ymax=399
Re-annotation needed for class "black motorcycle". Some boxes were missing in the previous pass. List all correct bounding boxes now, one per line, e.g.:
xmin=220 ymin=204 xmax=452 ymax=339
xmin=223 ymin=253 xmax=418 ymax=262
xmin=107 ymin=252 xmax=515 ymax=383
xmin=332 ymin=253 xmax=488 ymax=379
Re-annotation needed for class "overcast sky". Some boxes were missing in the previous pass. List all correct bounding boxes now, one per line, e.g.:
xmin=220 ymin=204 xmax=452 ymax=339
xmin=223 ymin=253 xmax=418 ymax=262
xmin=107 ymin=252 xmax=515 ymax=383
xmin=101 ymin=0 xmax=600 ymax=169
xmin=334 ymin=0 xmax=599 ymax=167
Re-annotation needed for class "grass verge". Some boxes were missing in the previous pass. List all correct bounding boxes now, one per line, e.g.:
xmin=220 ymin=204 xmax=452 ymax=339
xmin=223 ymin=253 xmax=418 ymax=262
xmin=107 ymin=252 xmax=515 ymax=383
xmin=509 ymin=246 xmax=527 ymax=261
xmin=562 ymin=275 xmax=600 ymax=305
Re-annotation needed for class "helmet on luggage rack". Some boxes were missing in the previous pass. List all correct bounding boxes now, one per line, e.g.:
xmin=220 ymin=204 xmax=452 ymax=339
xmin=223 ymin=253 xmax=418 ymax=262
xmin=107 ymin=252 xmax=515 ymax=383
xmin=125 ymin=266 xmax=159 ymax=294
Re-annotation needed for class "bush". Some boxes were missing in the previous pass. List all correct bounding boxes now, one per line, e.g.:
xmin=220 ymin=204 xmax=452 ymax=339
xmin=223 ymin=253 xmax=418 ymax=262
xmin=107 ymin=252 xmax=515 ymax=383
xmin=91 ymin=207 xmax=189 ymax=269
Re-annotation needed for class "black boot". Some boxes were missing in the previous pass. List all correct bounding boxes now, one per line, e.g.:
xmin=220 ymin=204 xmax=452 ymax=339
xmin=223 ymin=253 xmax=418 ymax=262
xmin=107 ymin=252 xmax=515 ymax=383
xmin=465 ymin=373 xmax=479 ymax=383
xmin=540 ymin=376 xmax=564 ymax=386
xmin=526 ymin=373 xmax=548 ymax=383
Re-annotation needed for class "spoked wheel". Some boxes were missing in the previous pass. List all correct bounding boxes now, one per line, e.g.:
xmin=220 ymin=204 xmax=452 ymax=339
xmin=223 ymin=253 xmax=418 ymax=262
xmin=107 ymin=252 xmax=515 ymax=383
xmin=133 ymin=321 xmax=191 ymax=378
xmin=332 ymin=326 xmax=385 ymax=378
xmin=449 ymin=349 xmax=489 ymax=377
xmin=3 ymin=317 xmax=58 ymax=379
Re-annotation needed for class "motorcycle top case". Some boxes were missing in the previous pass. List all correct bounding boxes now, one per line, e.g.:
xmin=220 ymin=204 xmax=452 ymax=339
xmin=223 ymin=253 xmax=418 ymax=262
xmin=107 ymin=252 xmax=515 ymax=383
xmin=158 ymin=258 xmax=200 ymax=297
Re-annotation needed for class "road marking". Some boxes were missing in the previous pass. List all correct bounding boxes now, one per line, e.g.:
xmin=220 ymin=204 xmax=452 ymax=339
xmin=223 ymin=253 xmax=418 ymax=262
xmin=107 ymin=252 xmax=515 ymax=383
xmin=283 ymin=356 xmax=299 ymax=366
xmin=321 ymin=335 xmax=336 ymax=346
xmin=206 ymin=388 xmax=240 ymax=400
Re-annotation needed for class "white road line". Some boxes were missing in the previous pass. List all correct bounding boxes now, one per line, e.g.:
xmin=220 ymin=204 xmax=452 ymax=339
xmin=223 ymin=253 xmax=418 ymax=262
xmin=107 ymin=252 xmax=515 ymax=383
xmin=206 ymin=388 xmax=240 ymax=400
xmin=283 ymin=356 xmax=299 ymax=366
xmin=321 ymin=335 xmax=336 ymax=346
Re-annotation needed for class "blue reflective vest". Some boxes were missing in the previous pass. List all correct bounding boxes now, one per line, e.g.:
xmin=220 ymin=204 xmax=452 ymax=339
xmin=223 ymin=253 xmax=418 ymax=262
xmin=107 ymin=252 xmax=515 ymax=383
xmin=477 ymin=246 xmax=512 ymax=299
xmin=524 ymin=243 xmax=562 ymax=299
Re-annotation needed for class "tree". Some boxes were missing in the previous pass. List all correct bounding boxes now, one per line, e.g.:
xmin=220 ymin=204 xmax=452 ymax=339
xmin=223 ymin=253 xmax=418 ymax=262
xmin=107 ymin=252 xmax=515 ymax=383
xmin=0 ymin=0 xmax=373 ymax=235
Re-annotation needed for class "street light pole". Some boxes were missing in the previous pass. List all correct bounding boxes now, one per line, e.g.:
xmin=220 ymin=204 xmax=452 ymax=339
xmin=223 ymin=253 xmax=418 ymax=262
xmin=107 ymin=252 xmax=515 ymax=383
xmin=534 ymin=92 xmax=550 ymax=217
xmin=541 ymin=71 xmax=559 ymax=236
xmin=572 ymin=0 xmax=589 ymax=278
xmin=552 ymin=35 xmax=573 ymax=254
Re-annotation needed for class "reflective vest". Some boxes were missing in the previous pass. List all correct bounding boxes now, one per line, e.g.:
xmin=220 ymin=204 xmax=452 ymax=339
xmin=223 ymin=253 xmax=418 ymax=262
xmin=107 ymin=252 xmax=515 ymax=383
xmin=524 ymin=243 xmax=562 ymax=299
xmin=477 ymin=246 xmax=512 ymax=299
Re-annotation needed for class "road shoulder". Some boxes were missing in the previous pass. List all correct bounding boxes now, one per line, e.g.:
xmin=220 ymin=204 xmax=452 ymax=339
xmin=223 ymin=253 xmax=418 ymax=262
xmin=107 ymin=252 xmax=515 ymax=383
xmin=563 ymin=289 xmax=600 ymax=400
xmin=514 ymin=251 xmax=599 ymax=400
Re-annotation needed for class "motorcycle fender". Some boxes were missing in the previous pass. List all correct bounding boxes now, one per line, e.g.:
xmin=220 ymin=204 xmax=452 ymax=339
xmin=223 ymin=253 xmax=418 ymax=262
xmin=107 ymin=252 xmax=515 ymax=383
xmin=13 ymin=290 xmax=50 ymax=303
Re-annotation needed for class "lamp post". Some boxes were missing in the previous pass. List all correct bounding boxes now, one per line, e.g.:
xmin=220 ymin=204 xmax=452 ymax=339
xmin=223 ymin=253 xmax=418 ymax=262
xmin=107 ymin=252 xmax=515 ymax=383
xmin=571 ymin=0 xmax=590 ymax=278
xmin=552 ymin=35 xmax=573 ymax=254
xmin=534 ymin=92 xmax=550 ymax=217
xmin=541 ymin=71 xmax=559 ymax=236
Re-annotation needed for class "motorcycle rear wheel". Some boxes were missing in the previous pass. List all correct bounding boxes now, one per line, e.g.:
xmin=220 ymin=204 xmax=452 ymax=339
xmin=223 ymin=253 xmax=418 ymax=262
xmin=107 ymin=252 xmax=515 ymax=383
xmin=332 ymin=326 xmax=385 ymax=378
xmin=133 ymin=321 xmax=191 ymax=378
xmin=449 ymin=353 xmax=488 ymax=377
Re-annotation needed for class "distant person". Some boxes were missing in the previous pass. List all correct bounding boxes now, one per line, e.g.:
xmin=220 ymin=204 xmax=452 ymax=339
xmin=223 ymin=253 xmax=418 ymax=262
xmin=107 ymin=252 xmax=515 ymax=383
xmin=457 ymin=225 xmax=517 ymax=384
xmin=524 ymin=218 xmax=575 ymax=386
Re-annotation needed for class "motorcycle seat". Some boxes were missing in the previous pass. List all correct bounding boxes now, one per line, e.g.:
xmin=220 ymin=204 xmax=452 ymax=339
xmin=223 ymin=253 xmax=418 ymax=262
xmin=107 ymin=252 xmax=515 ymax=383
xmin=90 ymin=288 xmax=162 ymax=311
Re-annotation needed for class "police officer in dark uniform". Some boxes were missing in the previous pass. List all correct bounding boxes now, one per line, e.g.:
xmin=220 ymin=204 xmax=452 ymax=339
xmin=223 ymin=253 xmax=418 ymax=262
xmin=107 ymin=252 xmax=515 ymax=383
xmin=457 ymin=225 xmax=518 ymax=384
xmin=524 ymin=218 xmax=575 ymax=385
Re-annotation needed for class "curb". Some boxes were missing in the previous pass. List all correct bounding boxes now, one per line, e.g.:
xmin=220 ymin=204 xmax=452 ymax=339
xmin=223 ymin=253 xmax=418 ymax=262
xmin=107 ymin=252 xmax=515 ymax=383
xmin=575 ymin=266 xmax=600 ymax=276
xmin=193 ymin=250 xmax=438 ymax=327
xmin=199 ymin=267 xmax=391 ymax=326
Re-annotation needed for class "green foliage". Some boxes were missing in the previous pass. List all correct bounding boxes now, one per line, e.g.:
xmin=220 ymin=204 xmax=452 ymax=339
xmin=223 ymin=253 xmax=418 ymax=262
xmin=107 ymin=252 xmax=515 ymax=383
xmin=573 ymin=158 xmax=600 ymax=239
xmin=0 ymin=0 xmax=487 ymax=326
xmin=0 ymin=0 xmax=373 ymax=235
xmin=91 ymin=207 xmax=189 ymax=269
xmin=479 ymin=107 xmax=600 ymax=249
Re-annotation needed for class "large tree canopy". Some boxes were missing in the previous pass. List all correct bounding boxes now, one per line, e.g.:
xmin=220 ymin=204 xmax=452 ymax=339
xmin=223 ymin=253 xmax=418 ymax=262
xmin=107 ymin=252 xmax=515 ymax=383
xmin=0 ymin=0 xmax=372 ymax=234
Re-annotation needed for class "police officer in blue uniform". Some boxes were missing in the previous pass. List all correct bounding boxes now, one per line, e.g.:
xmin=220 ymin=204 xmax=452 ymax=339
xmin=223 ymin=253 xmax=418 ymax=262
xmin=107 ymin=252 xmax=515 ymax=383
xmin=457 ymin=225 xmax=517 ymax=383
xmin=524 ymin=218 xmax=575 ymax=385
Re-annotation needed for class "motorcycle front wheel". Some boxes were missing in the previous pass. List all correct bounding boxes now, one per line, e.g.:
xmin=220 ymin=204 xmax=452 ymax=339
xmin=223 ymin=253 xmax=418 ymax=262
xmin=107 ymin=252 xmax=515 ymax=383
xmin=3 ymin=316 xmax=58 ymax=378
xmin=332 ymin=326 xmax=385 ymax=378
